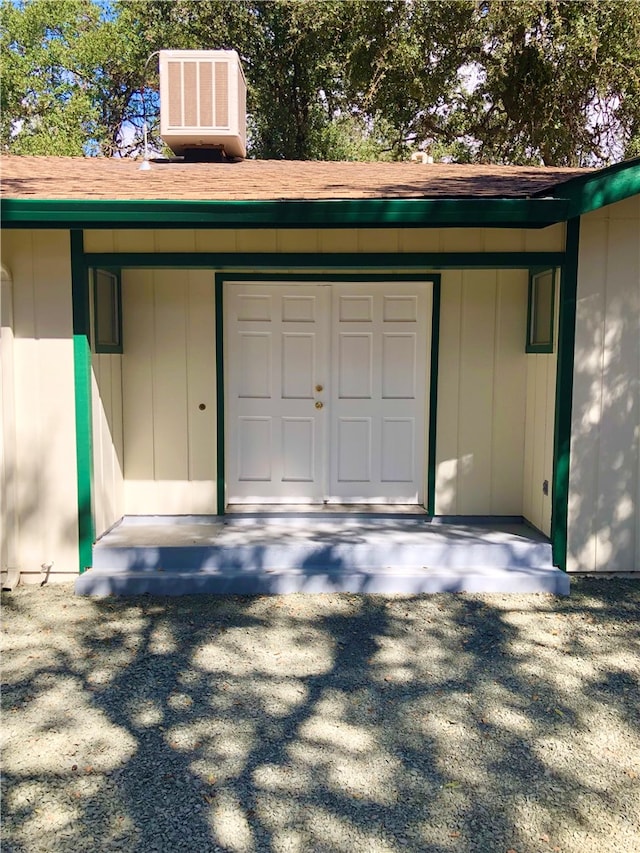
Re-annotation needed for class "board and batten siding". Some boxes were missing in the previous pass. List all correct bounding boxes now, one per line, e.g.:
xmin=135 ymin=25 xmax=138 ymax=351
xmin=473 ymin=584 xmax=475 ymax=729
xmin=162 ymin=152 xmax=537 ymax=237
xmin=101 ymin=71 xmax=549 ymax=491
xmin=121 ymin=269 xmax=217 ymax=514
xmin=435 ymin=270 xmax=529 ymax=515
xmin=0 ymin=230 xmax=79 ymax=582
xmin=522 ymin=272 xmax=560 ymax=536
xmin=568 ymin=196 xmax=640 ymax=573
xmin=1 ymin=263 xmax=19 ymax=582
xmin=82 ymin=224 xmax=565 ymax=254
xmin=92 ymin=226 xmax=559 ymax=518
xmin=91 ymin=353 xmax=124 ymax=537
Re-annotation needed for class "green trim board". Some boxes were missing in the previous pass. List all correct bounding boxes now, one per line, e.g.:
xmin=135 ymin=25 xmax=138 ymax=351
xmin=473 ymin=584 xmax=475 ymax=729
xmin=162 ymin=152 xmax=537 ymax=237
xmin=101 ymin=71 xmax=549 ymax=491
xmin=0 ymin=197 xmax=569 ymax=230
xmin=551 ymin=218 xmax=580 ymax=572
xmin=70 ymin=230 xmax=95 ymax=574
xmin=82 ymin=251 xmax=566 ymax=271
xmin=215 ymin=274 xmax=225 ymax=515
xmin=536 ymin=156 xmax=640 ymax=218
xmin=526 ymin=267 xmax=557 ymax=354
xmin=427 ymin=279 xmax=441 ymax=515
xmin=216 ymin=273 xmax=441 ymax=513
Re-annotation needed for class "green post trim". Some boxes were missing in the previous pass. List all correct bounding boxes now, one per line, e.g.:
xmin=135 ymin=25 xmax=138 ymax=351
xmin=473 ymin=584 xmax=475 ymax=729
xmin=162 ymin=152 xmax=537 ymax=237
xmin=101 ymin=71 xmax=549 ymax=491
xmin=427 ymin=278 xmax=441 ymax=515
xmin=551 ymin=218 xmax=580 ymax=571
xmin=71 ymin=230 xmax=95 ymax=573
xmin=215 ymin=274 xmax=225 ymax=515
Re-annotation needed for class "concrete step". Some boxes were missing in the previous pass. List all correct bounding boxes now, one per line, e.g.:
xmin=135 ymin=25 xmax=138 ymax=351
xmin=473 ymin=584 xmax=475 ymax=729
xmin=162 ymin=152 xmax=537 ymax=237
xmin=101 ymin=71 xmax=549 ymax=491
xmin=75 ymin=563 xmax=569 ymax=596
xmin=76 ymin=516 xmax=569 ymax=596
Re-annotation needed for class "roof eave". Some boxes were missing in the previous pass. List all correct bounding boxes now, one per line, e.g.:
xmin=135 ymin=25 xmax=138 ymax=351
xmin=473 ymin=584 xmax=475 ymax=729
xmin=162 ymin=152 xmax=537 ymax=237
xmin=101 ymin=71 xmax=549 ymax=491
xmin=0 ymin=197 xmax=569 ymax=230
xmin=535 ymin=157 xmax=640 ymax=217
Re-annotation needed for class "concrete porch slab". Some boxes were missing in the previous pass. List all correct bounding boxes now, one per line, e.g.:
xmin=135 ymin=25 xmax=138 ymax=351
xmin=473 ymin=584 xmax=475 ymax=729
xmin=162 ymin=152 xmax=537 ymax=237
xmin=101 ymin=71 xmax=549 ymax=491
xmin=76 ymin=515 xmax=569 ymax=596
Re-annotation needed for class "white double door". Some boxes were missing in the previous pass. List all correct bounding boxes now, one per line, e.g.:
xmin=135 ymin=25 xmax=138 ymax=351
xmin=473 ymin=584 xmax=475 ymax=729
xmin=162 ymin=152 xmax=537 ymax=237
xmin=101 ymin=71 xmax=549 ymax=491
xmin=226 ymin=281 xmax=431 ymax=504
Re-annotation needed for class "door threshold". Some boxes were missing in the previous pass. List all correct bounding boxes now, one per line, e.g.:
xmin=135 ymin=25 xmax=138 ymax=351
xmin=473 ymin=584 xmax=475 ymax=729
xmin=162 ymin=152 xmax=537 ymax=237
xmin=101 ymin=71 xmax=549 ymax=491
xmin=225 ymin=504 xmax=428 ymax=516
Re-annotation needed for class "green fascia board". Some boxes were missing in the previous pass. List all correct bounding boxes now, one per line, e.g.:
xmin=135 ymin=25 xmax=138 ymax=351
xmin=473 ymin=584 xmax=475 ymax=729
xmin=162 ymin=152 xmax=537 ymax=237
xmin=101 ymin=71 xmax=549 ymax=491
xmin=0 ymin=197 xmax=569 ymax=229
xmin=537 ymin=157 xmax=640 ymax=217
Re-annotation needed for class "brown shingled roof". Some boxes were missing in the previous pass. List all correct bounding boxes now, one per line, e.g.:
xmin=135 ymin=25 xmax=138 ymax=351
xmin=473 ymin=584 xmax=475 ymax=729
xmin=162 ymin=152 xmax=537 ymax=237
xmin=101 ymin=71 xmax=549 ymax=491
xmin=0 ymin=155 xmax=591 ymax=201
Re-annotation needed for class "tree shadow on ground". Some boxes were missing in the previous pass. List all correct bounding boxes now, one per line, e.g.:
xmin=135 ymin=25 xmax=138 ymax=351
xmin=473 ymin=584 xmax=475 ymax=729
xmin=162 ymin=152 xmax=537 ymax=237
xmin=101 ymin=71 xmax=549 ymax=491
xmin=2 ymin=577 xmax=639 ymax=853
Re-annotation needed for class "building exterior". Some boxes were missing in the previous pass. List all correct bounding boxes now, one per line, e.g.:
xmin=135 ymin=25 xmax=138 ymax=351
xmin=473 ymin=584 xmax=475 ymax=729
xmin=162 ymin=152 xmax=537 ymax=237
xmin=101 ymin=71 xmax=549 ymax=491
xmin=1 ymin=155 xmax=638 ymax=587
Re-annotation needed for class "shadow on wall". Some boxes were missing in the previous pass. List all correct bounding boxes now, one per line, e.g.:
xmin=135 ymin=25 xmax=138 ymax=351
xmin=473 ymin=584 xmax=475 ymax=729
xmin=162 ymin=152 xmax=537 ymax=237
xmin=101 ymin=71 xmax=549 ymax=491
xmin=1 ymin=580 xmax=639 ymax=852
xmin=569 ymin=283 xmax=639 ymax=572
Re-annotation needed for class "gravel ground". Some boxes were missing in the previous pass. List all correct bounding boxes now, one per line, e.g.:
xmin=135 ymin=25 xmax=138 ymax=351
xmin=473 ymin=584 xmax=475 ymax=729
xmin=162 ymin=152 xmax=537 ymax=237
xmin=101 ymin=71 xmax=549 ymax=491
xmin=1 ymin=578 xmax=639 ymax=853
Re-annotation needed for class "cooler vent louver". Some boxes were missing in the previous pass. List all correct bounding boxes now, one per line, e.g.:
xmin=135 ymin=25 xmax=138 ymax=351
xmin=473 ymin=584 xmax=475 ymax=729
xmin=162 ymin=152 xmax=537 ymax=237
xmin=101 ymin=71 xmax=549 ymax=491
xmin=159 ymin=50 xmax=246 ymax=159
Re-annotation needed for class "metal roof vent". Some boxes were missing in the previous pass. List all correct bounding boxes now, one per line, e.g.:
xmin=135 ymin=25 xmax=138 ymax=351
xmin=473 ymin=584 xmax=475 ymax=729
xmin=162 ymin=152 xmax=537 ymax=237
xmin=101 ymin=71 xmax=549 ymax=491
xmin=159 ymin=49 xmax=246 ymax=160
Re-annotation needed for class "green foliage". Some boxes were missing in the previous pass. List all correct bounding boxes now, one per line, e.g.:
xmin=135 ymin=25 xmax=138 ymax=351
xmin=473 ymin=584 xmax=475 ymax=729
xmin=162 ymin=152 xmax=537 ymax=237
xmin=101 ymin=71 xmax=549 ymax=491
xmin=1 ymin=0 xmax=146 ymax=156
xmin=2 ymin=0 xmax=639 ymax=165
xmin=462 ymin=0 xmax=640 ymax=165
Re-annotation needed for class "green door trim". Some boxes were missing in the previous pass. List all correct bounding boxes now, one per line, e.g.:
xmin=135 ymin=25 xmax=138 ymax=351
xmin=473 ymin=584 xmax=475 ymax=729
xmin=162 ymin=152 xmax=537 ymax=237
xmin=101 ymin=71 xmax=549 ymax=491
xmin=551 ymin=217 xmax=580 ymax=571
xmin=427 ymin=279 xmax=441 ymax=515
xmin=215 ymin=272 xmax=441 ymax=515
xmin=71 ymin=230 xmax=95 ymax=573
xmin=214 ymin=274 xmax=226 ymax=515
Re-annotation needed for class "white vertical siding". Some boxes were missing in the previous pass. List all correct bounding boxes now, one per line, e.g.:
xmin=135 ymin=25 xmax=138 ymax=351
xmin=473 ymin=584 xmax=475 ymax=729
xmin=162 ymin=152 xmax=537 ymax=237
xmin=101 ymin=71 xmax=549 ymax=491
xmin=522 ymin=273 xmax=559 ymax=536
xmin=435 ymin=270 xmax=528 ymax=515
xmin=0 ymin=231 xmax=78 ymax=582
xmin=122 ymin=269 xmax=217 ymax=514
xmin=568 ymin=197 xmax=640 ymax=572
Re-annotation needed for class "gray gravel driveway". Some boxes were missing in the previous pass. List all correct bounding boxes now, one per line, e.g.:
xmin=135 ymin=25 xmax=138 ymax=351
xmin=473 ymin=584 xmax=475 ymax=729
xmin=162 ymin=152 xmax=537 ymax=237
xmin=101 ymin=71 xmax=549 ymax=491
xmin=2 ymin=578 xmax=639 ymax=853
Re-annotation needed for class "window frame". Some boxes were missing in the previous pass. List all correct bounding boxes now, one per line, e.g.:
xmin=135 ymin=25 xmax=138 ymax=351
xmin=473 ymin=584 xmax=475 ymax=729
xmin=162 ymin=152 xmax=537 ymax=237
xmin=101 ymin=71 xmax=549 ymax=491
xmin=526 ymin=266 xmax=556 ymax=354
xmin=92 ymin=267 xmax=123 ymax=354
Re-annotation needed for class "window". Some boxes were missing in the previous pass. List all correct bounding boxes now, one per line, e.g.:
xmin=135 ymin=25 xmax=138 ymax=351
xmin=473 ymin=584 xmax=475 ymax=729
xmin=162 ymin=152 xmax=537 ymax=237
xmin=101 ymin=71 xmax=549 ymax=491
xmin=93 ymin=269 xmax=122 ymax=353
xmin=526 ymin=268 xmax=555 ymax=353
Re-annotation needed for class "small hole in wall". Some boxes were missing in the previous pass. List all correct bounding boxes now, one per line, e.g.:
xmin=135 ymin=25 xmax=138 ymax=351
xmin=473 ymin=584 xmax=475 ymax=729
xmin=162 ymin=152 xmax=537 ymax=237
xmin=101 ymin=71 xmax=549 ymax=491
xmin=543 ymin=479 xmax=549 ymax=496
xmin=199 ymin=403 xmax=206 ymax=411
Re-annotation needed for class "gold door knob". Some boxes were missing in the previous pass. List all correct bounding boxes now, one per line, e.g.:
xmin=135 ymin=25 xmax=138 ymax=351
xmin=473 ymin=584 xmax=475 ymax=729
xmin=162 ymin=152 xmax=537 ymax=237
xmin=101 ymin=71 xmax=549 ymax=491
xmin=315 ymin=401 xmax=323 ymax=409
xmin=315 ymin=384 xmax=323 ymax=392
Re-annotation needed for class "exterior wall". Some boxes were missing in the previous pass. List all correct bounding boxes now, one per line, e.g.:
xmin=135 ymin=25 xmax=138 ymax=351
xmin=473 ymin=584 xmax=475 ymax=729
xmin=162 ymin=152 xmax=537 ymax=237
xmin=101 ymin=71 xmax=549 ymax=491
xmin=121 ymin=269 xmax=217 ymax=514
xmin=435 ymin=270 xmax=528 ymax=515
xmin=522 ymin=272 xmax=560 ymax=536
xmin=96 ymin=226 xmax=553 ymax=518
xmin=83 ymin=224 xmax=566 ymax=254
xmin=121 ymin=266 xmax=531 ymax=517
xmin=568 ymin=196 xmax=640 ymax=572
xmin=0 ymin=231 xmax=79 ymax=582
xmin=91 ymin=353 xmax=124 ymax=536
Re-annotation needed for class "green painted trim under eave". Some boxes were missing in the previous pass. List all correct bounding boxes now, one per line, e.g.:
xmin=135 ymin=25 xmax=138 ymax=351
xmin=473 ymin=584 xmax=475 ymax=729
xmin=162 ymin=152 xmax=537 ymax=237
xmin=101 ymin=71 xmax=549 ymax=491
xmin=215 ymin=274 xmax=225 ymax=515
xmin=71 ymin=230 xmax=95 ymax=574
xmin=551 ymin=217 xmax=580 ymax=572
xmin=427 ymin=279 xmax=441 ymax=515
xmin=82 ymin=251 xmax=566 ymax=270
xmin=0 ymin=197 xmax=569 ymax=230
xmin=537 ymin=157 xmax=640 ymax=218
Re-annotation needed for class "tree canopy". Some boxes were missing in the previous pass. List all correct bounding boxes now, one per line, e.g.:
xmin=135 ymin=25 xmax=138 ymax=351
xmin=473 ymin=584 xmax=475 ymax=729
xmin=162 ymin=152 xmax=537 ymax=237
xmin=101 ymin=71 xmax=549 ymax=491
xmin=2 ymin=0 xmax=639 ymax=165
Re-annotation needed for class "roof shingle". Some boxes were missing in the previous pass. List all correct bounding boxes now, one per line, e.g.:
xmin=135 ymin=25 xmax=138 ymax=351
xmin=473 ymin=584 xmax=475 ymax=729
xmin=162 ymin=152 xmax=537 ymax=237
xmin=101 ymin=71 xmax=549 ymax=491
xmin=0 ymin=155 xmax=591 ymax=202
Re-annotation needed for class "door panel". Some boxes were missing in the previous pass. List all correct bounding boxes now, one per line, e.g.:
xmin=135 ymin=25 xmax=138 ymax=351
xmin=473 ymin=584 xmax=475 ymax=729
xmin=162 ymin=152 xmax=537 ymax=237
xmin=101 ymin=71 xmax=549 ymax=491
xmin=226 ymin=281 xmax=431 ymax=505
xmin=328 ymin=282 xmax=430 ymax=503
xmin=226 ymin=284 xmax=330 ymax=503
